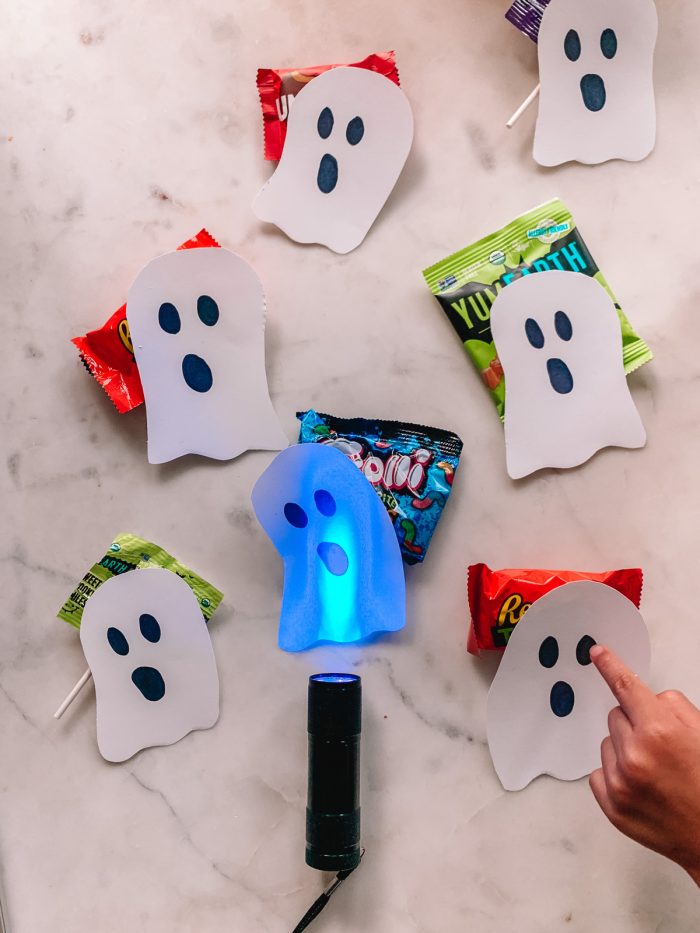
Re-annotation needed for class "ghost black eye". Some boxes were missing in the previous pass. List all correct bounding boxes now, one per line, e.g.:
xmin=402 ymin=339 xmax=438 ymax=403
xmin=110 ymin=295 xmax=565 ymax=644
xmin=158 ymin=302 xmax=181 ymax=334
xmin=284 ymin=502 xmax=308 ymax=528
xmin=539 ymin=636 xmax=559 ymax=668
xmin=576 ymin=635 xmax=597 ymax=665
xmin=554 ymin=310 xmax=573 ymax=341
xmin=107 ymin=626 xmax=129 ymax=656
xmin=197 ymin=295 xmax=219 ymax=327
xmin=346 ymin=116 xmax=365 ymax=146
xmin=317 ymin=107 xmax=334 ymax=140
xmin=525 ymin=318 xmax=545 ymax=349
xmin=139 ymin=613 xmax=161 ymax=644
xmin=601 ymin=28 xmax=618 ymax=60
xmin=565 ymin=29 xmax=582 ymax=62
xmin=314 ymin=489 xmax=337 ymax=517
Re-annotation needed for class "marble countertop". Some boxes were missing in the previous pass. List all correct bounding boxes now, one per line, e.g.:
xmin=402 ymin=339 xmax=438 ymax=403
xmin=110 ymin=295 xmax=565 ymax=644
xmin=3 ymin=0 xmax=700 ymax=930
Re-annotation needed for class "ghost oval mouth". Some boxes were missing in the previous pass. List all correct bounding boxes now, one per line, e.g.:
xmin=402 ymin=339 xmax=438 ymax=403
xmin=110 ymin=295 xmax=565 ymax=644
xmin=580 ymin=74 xmax=607 ymax=112
xmin=317 ymin=541 xmax=349 ymax=576
xmin=550 ymin=680 xmax=575 ymax=717
xmin=547 ymin=358 xmax=574 ymax=394
xmin=132 ymin=666 xmax=166 ymax=702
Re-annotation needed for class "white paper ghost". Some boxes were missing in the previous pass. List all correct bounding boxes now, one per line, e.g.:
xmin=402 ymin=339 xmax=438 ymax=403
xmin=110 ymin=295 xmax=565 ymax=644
xmin=490 ymin=270 xmax=646 ymax=479
xmin=80 ymin=568 xmax=220 ymax=762
xmin=487 ymin=581 xmax=650 ymax=791
xmin=253 ymin=67 xmax=414 ymax=254
xmin=534 ymin=0 xmax=658 ymax=166
xmin=126 ymin=247 xmax=288 ymax=464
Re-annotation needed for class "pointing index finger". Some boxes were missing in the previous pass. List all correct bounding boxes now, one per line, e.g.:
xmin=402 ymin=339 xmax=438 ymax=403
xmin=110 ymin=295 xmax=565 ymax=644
xmin=590 ymin=645 xmax=656 ymax=726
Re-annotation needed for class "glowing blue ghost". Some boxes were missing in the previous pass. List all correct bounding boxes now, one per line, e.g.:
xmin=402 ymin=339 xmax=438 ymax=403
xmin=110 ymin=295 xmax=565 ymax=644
xmin=252 ymin=444 xmax=406 ymax=651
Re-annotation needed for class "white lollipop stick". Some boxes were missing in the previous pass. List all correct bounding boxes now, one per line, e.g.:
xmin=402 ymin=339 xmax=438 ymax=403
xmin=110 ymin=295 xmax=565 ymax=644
xmin=506 ymin=83 xmax=540 ymax=128
xmin=54 ymin=668 xmax=92 ymax=719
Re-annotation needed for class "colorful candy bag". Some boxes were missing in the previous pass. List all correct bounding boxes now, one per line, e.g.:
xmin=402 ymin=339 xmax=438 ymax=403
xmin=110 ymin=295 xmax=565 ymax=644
xmin=505 ymin=0 xmax=552 ymax=42
xmin=422 ymin=199 xmax=653 ymax=420
xmin=72 ymin=228 xmax=220 ymax=414
xmin=467 ymin=563 xmax=643 ymax=655
xmin=257 ymin=51 xmax=400 ymax=161
xmin=58 ymin=532 xmax=223 ymax=629
xmin=297 ymin=410 xmax=463 ymax=565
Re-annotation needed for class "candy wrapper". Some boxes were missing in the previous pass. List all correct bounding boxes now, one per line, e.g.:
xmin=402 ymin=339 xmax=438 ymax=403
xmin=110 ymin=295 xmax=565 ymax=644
xmin=467 ymin=563 xmax=643 ymax=656
xmin=297 ymin=409 xmax=462 ymax=565
xmin=72 ymin=228 xmax=221 ymax=414
xmin=57 ymin=532 xmax=223 ymax=629
xmin=257 ymin=51 xmax=400 ymax=161
xmin=505 ymin=0 xmax=551 ymax=42
xmin=422 ymin=198 xmax=653 ymax=420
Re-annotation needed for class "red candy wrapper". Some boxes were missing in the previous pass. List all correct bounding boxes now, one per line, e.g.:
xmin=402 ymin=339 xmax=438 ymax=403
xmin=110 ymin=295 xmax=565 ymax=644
xmin=257 ymin=51 xmax=400 ymax=161
xmin=72 ymin=228 xmax=220 ymax=414
xmin=467 ymin=563 xmax=643 ymax=656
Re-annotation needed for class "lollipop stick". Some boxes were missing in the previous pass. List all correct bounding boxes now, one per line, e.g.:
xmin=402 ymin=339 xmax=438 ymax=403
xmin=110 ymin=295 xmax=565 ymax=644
xmin=506 ymin=83 xmax=540 ymax=128
xmin=54 ymin=668 xmax=92 ymax=719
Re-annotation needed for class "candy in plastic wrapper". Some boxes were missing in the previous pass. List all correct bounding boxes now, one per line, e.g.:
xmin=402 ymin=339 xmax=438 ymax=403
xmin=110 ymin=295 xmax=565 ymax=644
xmin=467 ymin=563 xmax=643 ymax=656
xmin=57 ymin=532 xmax=223 ymax=629
xmin=505 ymin=0 xmax=552 ymax=42
xmin=72 ymin=228 xmax=220 ymax=414
xmin=297 ymin=410 xmax=462 ymax=565
xmin=422 ymin=198 xmax=652 ymax=420
xmin=257 ymin=51 xmax=400 ymax=161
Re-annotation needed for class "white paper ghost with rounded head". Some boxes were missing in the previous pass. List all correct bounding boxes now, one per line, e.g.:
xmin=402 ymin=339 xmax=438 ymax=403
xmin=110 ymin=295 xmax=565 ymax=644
xmin=80 ymin=568 xmax=220 ymax=762
xmin=253 ymin=67 xmax=414 ymax=254
xmin=127 ymin=247 xmax=288 ymax=464
xmin=491 ymin=270 xmax=646 ymax=479
xmin=534 ymin=0 xmax=658 ymax=166
xmin=487 ymin=581 xmax=650 ymax=792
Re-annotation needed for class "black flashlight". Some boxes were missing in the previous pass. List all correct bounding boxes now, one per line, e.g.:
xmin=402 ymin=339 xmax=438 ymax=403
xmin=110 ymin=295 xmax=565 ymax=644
xmin=306 ymin=673 xmax=362 ymax=872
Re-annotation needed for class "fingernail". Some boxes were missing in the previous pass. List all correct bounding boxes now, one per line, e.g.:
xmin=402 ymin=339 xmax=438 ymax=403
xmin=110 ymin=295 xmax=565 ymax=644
xmin=589 ymin=645 xmax=605 ymax=661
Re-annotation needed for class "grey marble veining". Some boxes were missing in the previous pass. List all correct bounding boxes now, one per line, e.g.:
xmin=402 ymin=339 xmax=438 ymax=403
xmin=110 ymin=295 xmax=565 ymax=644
xmin=3 ymin=0 xmax=700 ymax=930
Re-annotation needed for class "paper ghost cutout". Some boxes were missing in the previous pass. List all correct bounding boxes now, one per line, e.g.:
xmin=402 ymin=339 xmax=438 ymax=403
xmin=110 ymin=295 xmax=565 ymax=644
xmin=534 ymin=0 xmax=658 ymax=166
xmin=490 ymin=270 xmax=646 ymax=479
xmin=251 ymin=444 xmax=406 ymax=651
xmin=80 ymin=568 xmax=220 ymax=762
xmin=487 ymin=581 xmax=651 ymax=791
xmin=253 ymin=67 xmax=414 ymax=254
xmin=127 ymin=247 xmax=288 ymax=463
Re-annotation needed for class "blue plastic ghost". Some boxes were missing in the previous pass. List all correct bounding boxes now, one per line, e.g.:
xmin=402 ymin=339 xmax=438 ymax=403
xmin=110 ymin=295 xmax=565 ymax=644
xmin=252 ymin=444 xmax=406 ymax=651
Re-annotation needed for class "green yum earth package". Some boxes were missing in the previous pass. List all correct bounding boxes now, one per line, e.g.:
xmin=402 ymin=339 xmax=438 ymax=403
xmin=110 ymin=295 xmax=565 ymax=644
xmin=422 ymin=199 xmax=653 ymax=419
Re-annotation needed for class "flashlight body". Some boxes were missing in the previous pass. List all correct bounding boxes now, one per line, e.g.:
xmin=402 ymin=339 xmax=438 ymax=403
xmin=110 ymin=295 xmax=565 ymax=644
xmin=306 ymin=674 xmax=362 ymax=872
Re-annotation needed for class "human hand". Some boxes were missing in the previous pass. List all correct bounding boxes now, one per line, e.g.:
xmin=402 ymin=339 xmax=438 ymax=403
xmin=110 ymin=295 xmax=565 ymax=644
xmin=589 ymin=645 xmax=700 ymax=887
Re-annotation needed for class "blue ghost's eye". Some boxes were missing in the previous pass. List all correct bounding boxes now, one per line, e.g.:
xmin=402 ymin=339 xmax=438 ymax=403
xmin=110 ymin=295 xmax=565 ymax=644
xmin=554 ymin=310 xmax=573 ymax=341
xmin=525 ymin=318 xmax=545 ymax=349
xmin=317 ymin=541 xmax=349 ymax=576
xmin=284 ymin=502 xmax=308 ymax=528
xmin=197 ymin=295 xmax=219 ymax=327
xmin=317 ymin=107 xmax=334 ymax=140
xmin=346 ymin=116 xmax=364 ymax=146
xmin=564 ymin=29 xmax=582 ymax=62
xmin=539 ymin=636 xmax=559 ymax=669
xmin=107 ymin=627 xmax=129 ymax=656
xmin=576 ymin=635 xmax=597 ymax=666
xmin=131 ymin=666 xmax=166 ymax=702
xmin=314 ymin=489 xmax=336 ymax=517
xmin=182 ymin=353 xmax=213 ymax=392
xmin=139 ymin=613 xmax=161 ymax=643
xmin=601 ymin=28 xmax=618 ymax=60
xmin=158 ymin=302 xmax=181 ymax=334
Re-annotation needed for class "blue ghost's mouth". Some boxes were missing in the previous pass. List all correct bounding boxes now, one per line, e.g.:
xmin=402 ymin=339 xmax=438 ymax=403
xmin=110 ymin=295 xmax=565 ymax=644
xmin=317 ymin=541 xmax=349 ymax=576
xmin=547 ymin=358 xmax=574 ymax=394
xmin=580 ymin=74 xmax=607 ymax=112
xmin=550 ymin=681 xmax=575 ymax=718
